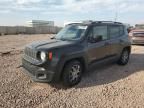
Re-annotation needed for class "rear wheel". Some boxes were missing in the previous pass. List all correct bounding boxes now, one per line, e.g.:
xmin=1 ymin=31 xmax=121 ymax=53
xmin=117 ymin=49 xmax=130 ymax=65
xmin=62 ymin=60 xmax=82 ymax=87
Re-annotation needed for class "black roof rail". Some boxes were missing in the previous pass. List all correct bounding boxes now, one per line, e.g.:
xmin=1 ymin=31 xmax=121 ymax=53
xmin=92 ymin=21 xmax=122 ymax=24
xmin=66 ymin=20 xmax=123 ymax=25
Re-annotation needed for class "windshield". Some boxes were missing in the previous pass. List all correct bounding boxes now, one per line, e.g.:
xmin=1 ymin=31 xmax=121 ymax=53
xmin=55 ymin=25 xmax=88 ymax=40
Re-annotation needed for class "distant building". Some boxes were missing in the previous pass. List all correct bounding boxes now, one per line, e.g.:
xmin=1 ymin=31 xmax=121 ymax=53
xmin=27 ymin=20 xmax=54 ymax=27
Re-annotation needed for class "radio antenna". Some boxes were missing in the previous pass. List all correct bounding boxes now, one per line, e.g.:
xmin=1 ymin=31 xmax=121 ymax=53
xmin=114 ymin=1 xmax=118 ymax=21
xmin=115 ymin=11 xmax=118 ymax=21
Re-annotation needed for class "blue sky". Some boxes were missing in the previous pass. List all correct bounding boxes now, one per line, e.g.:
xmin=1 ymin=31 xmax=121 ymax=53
xmin=0 ymin=0 xmax=144 ymax=26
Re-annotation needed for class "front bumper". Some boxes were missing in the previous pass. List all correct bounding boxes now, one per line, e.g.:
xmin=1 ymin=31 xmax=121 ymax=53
xmin=22 ymin=58 xmax=55 ymax=83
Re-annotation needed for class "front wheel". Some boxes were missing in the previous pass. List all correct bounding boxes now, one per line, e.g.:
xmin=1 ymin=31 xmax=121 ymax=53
xmin=117 ymin=49 xmax=130 ymax=65
xmin=62 ymin=60 xmax=82 ymax=87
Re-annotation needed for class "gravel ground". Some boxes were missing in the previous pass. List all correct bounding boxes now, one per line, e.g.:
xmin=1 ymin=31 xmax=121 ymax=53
xmin=0 ymin=34 xmax=144 ymax=108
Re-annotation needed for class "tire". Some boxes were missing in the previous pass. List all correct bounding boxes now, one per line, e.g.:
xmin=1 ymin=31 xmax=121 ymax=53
xmin=117 ymin=49 xmax=130 ymax=65
xmin=62 ymin=60 xmax=83 ymax=87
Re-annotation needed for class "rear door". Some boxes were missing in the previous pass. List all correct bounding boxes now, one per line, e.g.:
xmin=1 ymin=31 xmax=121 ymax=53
xmin=108 ymin=25 xmax=125 ymax=56
xmin=87 ymin=24 xmax=110 ymax=64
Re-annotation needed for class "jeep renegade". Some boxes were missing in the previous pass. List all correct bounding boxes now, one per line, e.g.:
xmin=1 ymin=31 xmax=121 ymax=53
xmin=22 ymin=21 xmax=131 ymax=87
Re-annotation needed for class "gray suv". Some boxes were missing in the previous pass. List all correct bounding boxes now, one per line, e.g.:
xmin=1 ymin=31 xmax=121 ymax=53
xmin=22 ymin=21 xmax=131 ymax=87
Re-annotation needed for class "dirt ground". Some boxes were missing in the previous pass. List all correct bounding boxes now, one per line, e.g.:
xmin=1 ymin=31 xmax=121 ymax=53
xmin=0 ymin=34 xmax=144 ymax=108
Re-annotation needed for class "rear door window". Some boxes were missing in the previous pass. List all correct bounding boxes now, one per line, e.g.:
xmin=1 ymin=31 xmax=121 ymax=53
xmin=109 ymin=25 xmax=124 ymax=38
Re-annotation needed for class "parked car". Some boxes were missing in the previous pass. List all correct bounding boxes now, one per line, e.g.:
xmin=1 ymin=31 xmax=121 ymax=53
xmin=129 ymin=29 xmax=144 ymax=44
xmin=22 ymin=21 xmax=131 ymax=87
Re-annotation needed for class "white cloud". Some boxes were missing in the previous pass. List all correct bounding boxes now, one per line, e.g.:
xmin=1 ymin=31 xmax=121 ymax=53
xmin=15 ymin=0 xmax=42 ymax=5
xmin=61 ymin=0 xmax=111 ymax=12
xmin=0 ymin=0 xmax=144 ymax=26
xmin=0 ymin=0 xmax=144 ymax=14
xmin=60 ymin=0 xmax=144 ymax=14
xmin=0 ymin=10 xmax=11 ymax=13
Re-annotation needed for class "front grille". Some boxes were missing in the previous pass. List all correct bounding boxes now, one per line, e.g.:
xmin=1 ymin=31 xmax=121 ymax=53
xmin=24 ymin=47 xmax=37 ymax=59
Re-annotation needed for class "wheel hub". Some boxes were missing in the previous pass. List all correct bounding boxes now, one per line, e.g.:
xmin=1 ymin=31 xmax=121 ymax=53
xmin=122 ymin=51 xmax=129 ymax=62
xmin=69 ymin=65 xmax=81 ymax=82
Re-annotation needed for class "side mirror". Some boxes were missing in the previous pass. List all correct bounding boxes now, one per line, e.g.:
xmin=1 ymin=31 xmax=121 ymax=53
xmin=95 ymin=35 xmax=103 ymax=42
xmin=88 ymin=35 xmax=103 ymax=43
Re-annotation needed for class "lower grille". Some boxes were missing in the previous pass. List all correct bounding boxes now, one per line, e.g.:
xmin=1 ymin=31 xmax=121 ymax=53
xmin=22 ymin=59 xmax=38 ymax=75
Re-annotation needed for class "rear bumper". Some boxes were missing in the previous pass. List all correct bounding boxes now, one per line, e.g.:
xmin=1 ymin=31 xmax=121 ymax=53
xmin=22 ymin=58 xmax=55 ymax=83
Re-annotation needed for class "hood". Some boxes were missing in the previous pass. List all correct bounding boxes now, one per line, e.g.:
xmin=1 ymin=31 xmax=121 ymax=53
xmin=26 ymin=39 xmax=74 ymax=50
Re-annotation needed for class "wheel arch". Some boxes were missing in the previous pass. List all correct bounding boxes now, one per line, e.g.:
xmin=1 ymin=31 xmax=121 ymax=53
xmin=60 ymin=56 xmax=87 ymax=80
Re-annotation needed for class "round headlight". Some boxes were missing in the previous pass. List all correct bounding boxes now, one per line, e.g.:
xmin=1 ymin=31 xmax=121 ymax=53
xmin=40 ymin=52 xmax=46 ymax=62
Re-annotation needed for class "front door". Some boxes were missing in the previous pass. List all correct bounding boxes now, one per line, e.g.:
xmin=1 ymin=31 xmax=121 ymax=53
xmin=87 ymin=25 xmax=110 ymax=64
